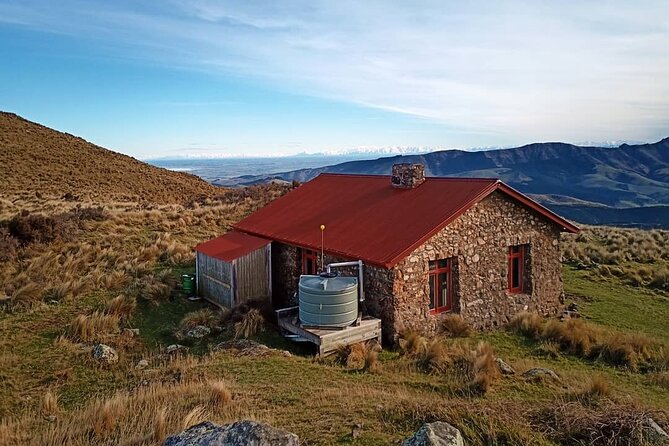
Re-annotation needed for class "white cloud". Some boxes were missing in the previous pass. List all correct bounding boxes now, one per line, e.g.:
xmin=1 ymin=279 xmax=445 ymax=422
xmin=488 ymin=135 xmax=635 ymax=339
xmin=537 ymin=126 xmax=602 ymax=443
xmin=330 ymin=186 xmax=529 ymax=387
xmin=2 ymin=0 xmax=668 ymax=143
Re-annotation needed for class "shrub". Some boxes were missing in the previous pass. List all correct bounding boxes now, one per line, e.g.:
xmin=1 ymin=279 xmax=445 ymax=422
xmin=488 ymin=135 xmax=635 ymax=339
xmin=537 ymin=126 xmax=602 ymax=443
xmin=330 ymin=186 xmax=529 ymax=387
xmin=0 ymin=228 xmax=19 ymax=262
xmin=233 ymin=308 xmax=264 ymax=339
xmin=440 ymin=314 xmax=472 ymax=337
xmin=8 ymin=212 xmax=74 ymax=245
xmin=209 ymin=381 xmax=232 ymax=408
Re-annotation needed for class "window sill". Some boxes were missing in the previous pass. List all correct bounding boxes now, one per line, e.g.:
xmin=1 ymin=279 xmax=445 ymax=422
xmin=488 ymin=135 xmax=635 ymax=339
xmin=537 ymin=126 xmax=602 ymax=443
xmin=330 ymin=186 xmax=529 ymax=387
xmin=430 ymin=308 xmax=452 ymax=315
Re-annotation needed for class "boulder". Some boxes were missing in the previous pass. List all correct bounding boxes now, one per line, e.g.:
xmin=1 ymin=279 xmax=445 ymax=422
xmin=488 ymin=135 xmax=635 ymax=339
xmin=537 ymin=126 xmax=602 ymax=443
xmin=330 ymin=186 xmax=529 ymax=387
xmin=164 ymin=420 xmax=299 ymax=446
xmin=166 ymin=344 xmax=189 ymax=355
xmin=91 ymin=344 xmax=118 ymax=364
xmin=522 ymin=367 xmax=559 ymax=380
xmin=495 ymin=358 xmax=515 ymax=375
xmin=186 ymin=325 xmax=211 ymax=339
xmin=402 ymin=421 xmax=464 ymax=446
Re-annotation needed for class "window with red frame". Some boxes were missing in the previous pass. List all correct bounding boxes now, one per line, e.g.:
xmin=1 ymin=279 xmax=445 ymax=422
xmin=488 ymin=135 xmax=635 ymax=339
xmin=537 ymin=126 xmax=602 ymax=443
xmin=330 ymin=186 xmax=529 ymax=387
xmin=428 ymin=258 xmax=453 ymax=313
xmin=508 ymin=245 xmax=527 ymax=293
xmin=301 ymin=248 xmax=318 ymax=275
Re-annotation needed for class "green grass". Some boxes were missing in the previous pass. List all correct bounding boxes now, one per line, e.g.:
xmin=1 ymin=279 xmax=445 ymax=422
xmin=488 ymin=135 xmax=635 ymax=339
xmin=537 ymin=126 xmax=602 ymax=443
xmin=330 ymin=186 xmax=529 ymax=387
xmin=564 ymin=265 xmax=669 ymax=342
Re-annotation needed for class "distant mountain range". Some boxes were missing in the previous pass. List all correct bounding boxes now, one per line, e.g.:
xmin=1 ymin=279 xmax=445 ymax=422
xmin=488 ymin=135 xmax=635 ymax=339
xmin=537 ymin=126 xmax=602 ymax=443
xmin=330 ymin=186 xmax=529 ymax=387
xmin=216 ymin=138 xmax=669 ymax=228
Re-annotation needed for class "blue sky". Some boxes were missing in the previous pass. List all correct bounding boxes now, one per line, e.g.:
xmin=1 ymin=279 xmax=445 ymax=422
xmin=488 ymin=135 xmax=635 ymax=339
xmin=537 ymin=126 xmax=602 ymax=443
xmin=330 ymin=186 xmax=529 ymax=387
xmin=1 ymin=1 xmax=668 ymax=158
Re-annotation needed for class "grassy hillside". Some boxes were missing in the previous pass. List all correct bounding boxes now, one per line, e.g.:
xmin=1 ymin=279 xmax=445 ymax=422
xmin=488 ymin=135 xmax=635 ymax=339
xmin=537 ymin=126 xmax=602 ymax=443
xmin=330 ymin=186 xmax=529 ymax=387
xmin=0 ymin=112 xmax=218 ymax=209
xmin=0 ymin=196 xmax=667 ymax=444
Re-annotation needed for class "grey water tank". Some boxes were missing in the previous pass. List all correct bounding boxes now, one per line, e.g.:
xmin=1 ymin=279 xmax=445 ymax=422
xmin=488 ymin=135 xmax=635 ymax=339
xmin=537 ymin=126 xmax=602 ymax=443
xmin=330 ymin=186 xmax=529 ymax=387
xmin=298 ymin=275 xmax=358 ymax=327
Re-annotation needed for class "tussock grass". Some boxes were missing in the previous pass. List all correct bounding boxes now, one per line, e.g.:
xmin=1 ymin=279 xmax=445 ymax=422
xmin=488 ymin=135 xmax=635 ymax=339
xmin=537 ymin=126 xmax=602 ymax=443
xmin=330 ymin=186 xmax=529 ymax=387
xmin=233 ymin=309 xmax=264 ymax=339
xmin=209 ymin=381 xmax=232 ymax=408
xmin=67 ymin=312 xmax=120 ymax=343
xmin=440 ymin=314 xmax=472 ymax=338
xmin=511 ymin=313 xmax=667 ymax=371
xmin=471 ymin=342 xmax=499 ymax=394
xmin=104 ymin=294 xmax=137 ymax=320
xmin=178 ymin=309 xmax=220 ymax=333
xmin=8 ymin=282 xmax=42 ymax=310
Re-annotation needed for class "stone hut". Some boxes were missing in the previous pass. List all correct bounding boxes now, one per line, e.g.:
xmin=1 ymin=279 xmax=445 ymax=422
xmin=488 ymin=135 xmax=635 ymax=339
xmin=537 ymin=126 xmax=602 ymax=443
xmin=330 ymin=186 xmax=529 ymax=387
xmin=195 ymin=164 xmax=579 ymax=341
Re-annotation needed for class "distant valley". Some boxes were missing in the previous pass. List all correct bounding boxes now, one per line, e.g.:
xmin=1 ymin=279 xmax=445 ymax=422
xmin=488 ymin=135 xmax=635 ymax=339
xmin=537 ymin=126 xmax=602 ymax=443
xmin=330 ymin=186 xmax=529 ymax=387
xmin=214 ymin=138 xmax=669 ymax=228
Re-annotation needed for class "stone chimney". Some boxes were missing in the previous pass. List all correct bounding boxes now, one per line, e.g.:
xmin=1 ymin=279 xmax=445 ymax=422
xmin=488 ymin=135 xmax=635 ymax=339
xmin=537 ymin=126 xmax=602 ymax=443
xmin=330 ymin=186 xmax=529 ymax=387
xmin=391 ymin=163 xmax=425 ymax=189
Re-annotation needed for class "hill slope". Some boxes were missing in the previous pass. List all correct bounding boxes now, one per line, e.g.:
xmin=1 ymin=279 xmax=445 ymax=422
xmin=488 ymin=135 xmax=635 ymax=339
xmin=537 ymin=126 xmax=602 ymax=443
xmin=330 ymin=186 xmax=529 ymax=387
xmin=218 ymin=139 xmax=669 ymax=227
xmin=0 ymin=112 xmax=218 ymax=204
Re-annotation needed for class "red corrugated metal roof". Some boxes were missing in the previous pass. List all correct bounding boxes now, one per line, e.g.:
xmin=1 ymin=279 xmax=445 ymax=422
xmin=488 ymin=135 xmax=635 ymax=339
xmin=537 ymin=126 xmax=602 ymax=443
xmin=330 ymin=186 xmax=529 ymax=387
xmin=195 ymin=230 xmax=270 ymax=262
xmin=233 ymin=174 xmax=579 ymax=268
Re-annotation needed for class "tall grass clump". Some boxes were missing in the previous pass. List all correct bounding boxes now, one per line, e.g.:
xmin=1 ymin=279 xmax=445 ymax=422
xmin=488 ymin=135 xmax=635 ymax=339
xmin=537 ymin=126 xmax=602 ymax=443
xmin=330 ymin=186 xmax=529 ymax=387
xmin=209 ymin=381 xmax=232 ymax=408
xmin=470 ymin=342 xmax=499 ymax=394
xmin=233 ymin=308 xmax=264 ymax=339
xmin=67 ymin=312 xmax=120 ymax=342
xmin=440 ymin=314 xmax=472 ymax=337
xmin=8 ymin=282 xmax=42 ymax=311
xmin=104 ymin=294 xmax=137 ymax=320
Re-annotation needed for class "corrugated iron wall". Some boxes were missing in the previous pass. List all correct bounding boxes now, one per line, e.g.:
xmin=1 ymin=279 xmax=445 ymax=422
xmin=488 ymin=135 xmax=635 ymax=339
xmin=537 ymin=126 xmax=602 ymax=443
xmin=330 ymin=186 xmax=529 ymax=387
xmin=196 ymin=245 xmax=271 ymax=308
xmin=235 ymin=244 xmax=271 ymax=303
xmin=196 ymin=251 xmax=233 ymax=307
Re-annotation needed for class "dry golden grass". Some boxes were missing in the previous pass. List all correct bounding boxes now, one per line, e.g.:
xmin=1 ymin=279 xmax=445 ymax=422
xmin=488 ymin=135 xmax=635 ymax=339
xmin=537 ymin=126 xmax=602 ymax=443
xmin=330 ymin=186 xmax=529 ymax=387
xmin=233 ymin=309 xmax=264 ymax=339
xmin=67 ymin=312 xmax=120 ymax=343
xmin=209 ymin=381 xmax=232 ymax=408
xmin=398 ymin=329 xmax=429 ymax=357
xmin=440 ymin=314 xmax=472 ymax=338
xmin=178 ymin=309 xmax=220 ymax=333
xmin=471 ymin=342 xmax=499 ymax=394
xmin=510 ymin=313 xmax=668 ymax=371
xmin=41 ymin=390 xmax=59 ymax=417
xmin=104 ymin=294 xmax=137 ymax=320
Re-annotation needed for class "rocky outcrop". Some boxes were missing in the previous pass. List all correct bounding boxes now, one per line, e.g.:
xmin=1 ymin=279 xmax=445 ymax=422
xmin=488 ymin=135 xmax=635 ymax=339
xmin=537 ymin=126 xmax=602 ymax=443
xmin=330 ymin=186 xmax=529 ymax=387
xmin=91 ymin=344 xmax=118 ymax=364
xmin=164 ymin=420 xmax=299 ymax=446
xmin=402 ymin=422 xmax=464 ymax=446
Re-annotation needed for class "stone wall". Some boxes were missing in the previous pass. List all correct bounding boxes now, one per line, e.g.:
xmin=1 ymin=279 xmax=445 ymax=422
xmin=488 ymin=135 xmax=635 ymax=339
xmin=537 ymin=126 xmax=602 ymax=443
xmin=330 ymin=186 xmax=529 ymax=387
xmin=390 ymin=190 xmax=564 ymax=339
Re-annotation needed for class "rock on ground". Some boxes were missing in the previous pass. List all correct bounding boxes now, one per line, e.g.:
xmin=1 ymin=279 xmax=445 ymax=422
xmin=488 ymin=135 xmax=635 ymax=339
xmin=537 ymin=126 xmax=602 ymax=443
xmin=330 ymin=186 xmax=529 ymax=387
xmin=402 ymin=421 xmax=464 ymax=446
xmin=135 ymin=359 xmax=149 ymax=370
xmin=186 ymin=325 xmax=211 ymax=339
xmin=214 ymin=340 xmax=291 ymax=358
xmin=91 ymin=344 xmax=118 ymax=364
xmin=522 ymin=367 xmax=559 ymax=380
xmin=166 ymin=344 xmax=189 ymax=355
xmin=164 ymin=420 xmax=299 ymax=446
xmin=644 ymin=418 xmax=669 ymax=444
xmin=495 ymin=358 xmax=515 ymax=375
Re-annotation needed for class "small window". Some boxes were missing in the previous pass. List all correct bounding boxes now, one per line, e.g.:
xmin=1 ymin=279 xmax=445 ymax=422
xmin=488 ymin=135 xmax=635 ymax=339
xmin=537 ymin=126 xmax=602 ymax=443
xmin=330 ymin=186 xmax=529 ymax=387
xmin=428 ymin=258 xmax=453 ymax=313
xmin=508 ymin=245 xmax=527 ymax=293
xmin=301 ymin=249 xmax=318 ymax=275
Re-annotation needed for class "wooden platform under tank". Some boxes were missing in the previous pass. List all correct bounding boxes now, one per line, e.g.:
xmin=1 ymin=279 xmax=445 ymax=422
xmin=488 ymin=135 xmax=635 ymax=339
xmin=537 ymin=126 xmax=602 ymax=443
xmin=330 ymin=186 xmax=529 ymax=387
xmin=276 ymin=307 xmax=382 ymax=355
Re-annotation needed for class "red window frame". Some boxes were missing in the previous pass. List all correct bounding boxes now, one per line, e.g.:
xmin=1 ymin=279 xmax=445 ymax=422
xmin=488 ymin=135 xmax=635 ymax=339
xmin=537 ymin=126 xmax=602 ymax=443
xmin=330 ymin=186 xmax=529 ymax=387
xmin=508 ymin=245 xmax=525 ymax=293
xmin=301 ymin=248 xmax=318 ymax=275
xmin=428 ymin=258 xmax=453 ymax=314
